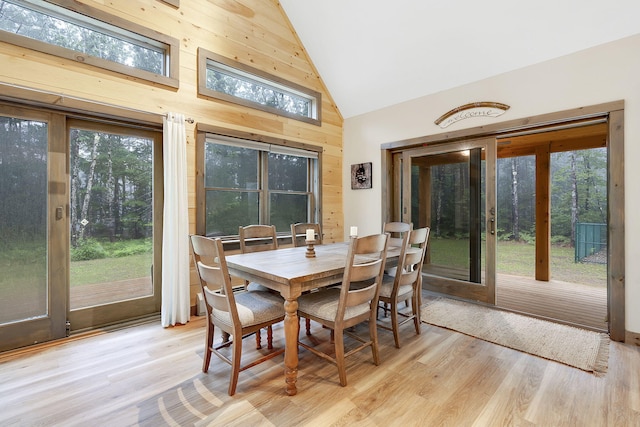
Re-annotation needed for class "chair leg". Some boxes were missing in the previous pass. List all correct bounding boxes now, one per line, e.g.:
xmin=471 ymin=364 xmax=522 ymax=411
xmin=222 ymin=331 xmax=231 ymax=346
xmin=391 ymin=299 xmax=401 ymax=348
xmin=203 ymin=320 xmax=214 ymax=373
xmin=267 ymin=326 xmax=274 ymax=349
xmin=305 ymin=317 xmax=312 ymax=335
xmin=370 ymin=312 xmax=380 ymax=366
xmin=334 ymin=328 xmax=347 ymax=386
xmin=228 ymin=334 xmax=243 ymax=396
xmin=255 ymin=329 xmax=262 ymax=350
xmin=412 ymin=293 xmax=421 ymax=334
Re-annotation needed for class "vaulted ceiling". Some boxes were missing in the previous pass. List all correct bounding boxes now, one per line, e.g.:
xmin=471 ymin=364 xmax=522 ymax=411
xmin=279 ymin=1 xmax=640 ymax=119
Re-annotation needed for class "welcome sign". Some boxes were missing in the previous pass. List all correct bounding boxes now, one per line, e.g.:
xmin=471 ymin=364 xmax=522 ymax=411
xmin=435 ymin=102 xmax=510 ymax=128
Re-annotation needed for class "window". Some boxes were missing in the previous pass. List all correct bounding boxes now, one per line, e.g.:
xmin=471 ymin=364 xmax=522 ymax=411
xmin=203 ymin=134 xmax=320 ymax=237
xmin=198 ymin=48 xmax=321 ymax=126
xmin=0 ymin=0 xmax=179 ymax=87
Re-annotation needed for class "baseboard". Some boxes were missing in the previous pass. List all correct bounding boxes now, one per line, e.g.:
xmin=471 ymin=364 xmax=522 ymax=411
xmin=625 ymin=330 xmax=640 ymax=346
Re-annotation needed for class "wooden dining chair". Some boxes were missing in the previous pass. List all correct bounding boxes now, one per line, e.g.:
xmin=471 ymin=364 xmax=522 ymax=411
xmin=377 ymin=227 xmax=429 ymax=348
xmin=290 ymin=222 xmax=322 ymax=247
xmin=193 ymin=237 xmax=285 ymax=396
xmin=239 ymin=224 xmax=278 ymax=253
xmin=382 ymin=221 xmax=412 ymax=273
xmin=238 ymin=225 xmax=279 ymax=291
xmin=297 ymin=233 xmax=389 ymax=386
xmin=290 ymin=222 xmax=323 ymax=335
xmin=238 ymin=225 xmax=283 ymax=346
xmin=190 ymin=234 xmax=275 ymax=350
xmin=383 ymin=221 xmax=413 ymax=249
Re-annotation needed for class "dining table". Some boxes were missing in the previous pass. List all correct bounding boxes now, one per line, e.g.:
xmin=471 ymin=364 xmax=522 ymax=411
xmin=225 ymin=240 xmax=402 ymax=396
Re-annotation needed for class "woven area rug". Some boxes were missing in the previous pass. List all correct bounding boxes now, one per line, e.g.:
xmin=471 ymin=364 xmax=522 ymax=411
xmin=421 ymin=297 xmax=609 ymax=375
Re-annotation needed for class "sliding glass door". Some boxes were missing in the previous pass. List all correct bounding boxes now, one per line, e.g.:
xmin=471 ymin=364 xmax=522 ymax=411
xmin=401 ymin=138 xmax=496 ymax=303
xmin=0 ymin=106 xmax=163 ymax=352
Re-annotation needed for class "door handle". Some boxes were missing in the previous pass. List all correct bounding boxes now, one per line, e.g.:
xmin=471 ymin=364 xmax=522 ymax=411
xmin=490 ymin=217 xmax=495 ymax=235
xmin=56 ymin=206 xmax=64 ymax=220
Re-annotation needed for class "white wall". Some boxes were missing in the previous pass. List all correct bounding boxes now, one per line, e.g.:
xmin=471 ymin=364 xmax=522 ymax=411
xmin=343 ymin=33 xmax=640 ymax=333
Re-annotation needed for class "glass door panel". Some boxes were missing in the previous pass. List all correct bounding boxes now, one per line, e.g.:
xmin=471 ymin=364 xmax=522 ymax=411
xmin=0 ymin=117 xmax=48 ymax=323
xmin=403 ymin=138 xmax=496 ymax=303
xmin=0 ymin=108 xmax=67 ymax=351
xmin=67 ymin=120 xmax=161 ymax=331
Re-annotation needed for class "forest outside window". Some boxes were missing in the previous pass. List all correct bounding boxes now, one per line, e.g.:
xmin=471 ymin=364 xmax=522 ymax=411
xmin=198 ymin=48 xmax=321 ymax=126
xmin=203 ymin=134 xmax=319 ymax=237
xmin=0 ymin=0 xmax=179 ymax=88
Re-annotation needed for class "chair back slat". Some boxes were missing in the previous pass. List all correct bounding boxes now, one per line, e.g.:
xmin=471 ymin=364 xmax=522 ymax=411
xmin=202 ymin=283 xmax=230 ymax=313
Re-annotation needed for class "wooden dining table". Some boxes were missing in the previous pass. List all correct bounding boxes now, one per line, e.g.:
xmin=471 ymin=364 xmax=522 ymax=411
xmin=225 ymin=240 xmax=401 ymax=396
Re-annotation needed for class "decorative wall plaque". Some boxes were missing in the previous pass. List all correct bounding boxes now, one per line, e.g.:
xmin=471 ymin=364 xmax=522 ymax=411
xmin=351 ymin=162 xmax=372 ymax=189
xmin=435 ymin=102 xmax=510 ymax=128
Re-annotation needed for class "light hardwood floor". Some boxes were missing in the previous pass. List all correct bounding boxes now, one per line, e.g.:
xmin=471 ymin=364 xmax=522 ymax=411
xmin=1 ymin=296 xmax=639 ymax=426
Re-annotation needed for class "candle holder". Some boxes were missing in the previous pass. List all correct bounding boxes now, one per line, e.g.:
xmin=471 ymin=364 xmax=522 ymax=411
xmin=305 ymin=239 xmax=317 ymax=258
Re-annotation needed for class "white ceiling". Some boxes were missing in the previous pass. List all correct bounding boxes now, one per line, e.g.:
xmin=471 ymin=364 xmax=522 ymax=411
xmin=279 ymin=0 xmax=640 ymax=119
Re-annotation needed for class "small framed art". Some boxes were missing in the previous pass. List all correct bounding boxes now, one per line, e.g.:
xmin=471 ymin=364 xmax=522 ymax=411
xmin=351 ymin=162 xmax=372 ymax=189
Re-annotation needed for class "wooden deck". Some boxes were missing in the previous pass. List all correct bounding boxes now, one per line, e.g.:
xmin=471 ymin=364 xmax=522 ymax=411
xmin=496 ymin=273 xmax=608 ymax=332
xmin=70 ymin=277 xmax=152 ymax=310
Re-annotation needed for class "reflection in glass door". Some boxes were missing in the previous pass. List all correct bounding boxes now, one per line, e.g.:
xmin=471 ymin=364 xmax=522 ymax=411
xmin=0 ymin=117 xmax=48 ymax=322
xmin=0 ymin=109 xmax=67 ymax=351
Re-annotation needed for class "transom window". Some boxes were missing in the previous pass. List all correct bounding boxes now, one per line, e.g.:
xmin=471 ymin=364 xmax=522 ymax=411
xmin=0 ymin=0 xmax=179 ymax=87
xmin=198 ymin=48 xmax=321 ymax=126
xmin=203 ymin=134 xmax=320 ymax=237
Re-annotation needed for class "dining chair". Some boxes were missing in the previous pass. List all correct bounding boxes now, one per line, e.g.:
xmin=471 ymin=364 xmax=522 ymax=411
xmin=193 ymin=237 xmax=285 ymax=396
xmin=239 ymin=224 xmax=278 ymax=253
xmin=377 ymin=227 xmax=429 ymax=348
xmin=290 ymin=222 xmax=322 ymax=247
xmin=238 ymin=225 xmax=279 ymax=291
xmin=190 ymin=234 xmax=275 ymax=350
xmin=382 ymin=221 xmax=414 ymax=310
xmin=290 ymin=222 xmax=323 ymax=336
xmin=382 ymin=221 xmax=412 ymax=274
xmin=297 ymin=233 xmax=389 ymax=386
xmin=383 ymin=221 xmax=413 ymax=249
xmin=238 ymin=225 xmax=283 ymax=346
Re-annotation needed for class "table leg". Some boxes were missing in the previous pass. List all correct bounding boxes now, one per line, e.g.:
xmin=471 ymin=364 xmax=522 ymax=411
xmin=284 ymin=297 xmax=299 ymax=395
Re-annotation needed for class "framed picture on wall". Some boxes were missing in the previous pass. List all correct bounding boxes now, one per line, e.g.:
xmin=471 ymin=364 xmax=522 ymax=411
xmin=351 ymin=162 xmax=372 ymax=189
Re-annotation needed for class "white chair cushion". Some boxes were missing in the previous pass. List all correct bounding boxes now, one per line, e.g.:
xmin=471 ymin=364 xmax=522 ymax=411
xmin=298 ymin=288 xmax=370 ymax=322
xmin=379 ymin=275 xmax=413 ymax=299
xmin=246 ymin=282 xmax=270 ymax=292
xmin=212 ymin=291 xmax=284 ymax=328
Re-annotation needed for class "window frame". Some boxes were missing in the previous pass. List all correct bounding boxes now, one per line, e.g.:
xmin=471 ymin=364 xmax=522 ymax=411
xmin=0 ymin=0 xmax=180 ymax=88
xmin=197 ymin=47 xmax=322 ymax=126
xmin=196 ymin=125 xmax=322 ymax=239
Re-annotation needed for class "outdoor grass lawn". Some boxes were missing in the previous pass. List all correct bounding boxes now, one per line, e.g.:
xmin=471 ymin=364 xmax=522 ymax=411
xmin=3 ymin=238 xmax=607 ymax=292
xmin=429 ymin=238 xmax=607 ymax=287
xmin=70 ymin=253 xmax=152 ymax=286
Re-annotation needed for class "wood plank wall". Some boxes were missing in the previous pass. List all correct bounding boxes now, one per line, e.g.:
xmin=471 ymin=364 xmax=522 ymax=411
xmin=0 ymin=0 xmax=344 ymax=307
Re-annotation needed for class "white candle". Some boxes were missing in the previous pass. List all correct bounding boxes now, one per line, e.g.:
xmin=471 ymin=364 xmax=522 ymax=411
xmin=350 ymin=226 xmax=358 ymax=237
xmin=306 ymin=228 xmax=315 ymax=241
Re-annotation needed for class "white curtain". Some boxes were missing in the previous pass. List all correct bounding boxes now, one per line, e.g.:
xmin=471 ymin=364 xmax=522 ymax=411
xmin=161 ymin=113 xmax=190 ymax=327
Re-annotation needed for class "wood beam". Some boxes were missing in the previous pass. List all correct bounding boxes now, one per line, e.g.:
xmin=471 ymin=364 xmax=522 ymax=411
xmin=535 ymin=145 xmax=551 ymax=281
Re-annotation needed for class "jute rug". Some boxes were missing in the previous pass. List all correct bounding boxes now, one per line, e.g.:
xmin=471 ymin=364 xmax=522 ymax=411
xmin=421 ymin=297 xmax=609 ymax=375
